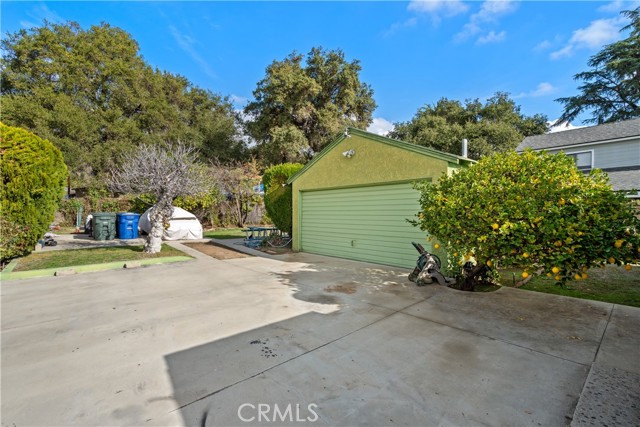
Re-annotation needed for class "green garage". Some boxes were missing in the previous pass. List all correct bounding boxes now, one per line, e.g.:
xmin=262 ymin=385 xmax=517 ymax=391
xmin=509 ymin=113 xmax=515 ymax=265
xmin=288 ymin=128 xmax=473 ymax=268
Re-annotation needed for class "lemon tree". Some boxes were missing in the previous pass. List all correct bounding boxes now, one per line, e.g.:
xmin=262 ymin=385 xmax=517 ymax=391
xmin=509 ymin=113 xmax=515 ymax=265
xmin=412 ymin=150 xmax=640 ymax=290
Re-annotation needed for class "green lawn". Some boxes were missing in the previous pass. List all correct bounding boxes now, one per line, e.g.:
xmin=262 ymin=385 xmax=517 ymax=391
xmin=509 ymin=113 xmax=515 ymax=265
xmin=497 ymin=265 xmax=640 ymax=307
xmin=203 ymin=228 xmax=246 ymax=239
xmin=13 ymin=244 xmax=187 ymax=272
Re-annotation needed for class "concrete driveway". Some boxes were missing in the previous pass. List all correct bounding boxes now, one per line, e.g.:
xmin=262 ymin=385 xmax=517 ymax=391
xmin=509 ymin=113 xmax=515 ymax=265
xmin=2 ymin=242 xmax=639 ymax=426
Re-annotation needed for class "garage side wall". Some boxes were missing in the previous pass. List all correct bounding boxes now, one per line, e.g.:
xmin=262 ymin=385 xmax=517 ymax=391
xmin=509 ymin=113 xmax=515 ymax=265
xmin=291 ymin=134 xmax=455 ymax=254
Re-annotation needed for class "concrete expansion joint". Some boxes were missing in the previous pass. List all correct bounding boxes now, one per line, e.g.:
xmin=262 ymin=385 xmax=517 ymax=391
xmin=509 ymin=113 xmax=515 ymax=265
xmin=590 ymin=304 xmax=615 ymax=365
xmin=569 ymin=304 xmax=625 ymax=426
xmin=399 ymin=307 xmax=593 ymax=368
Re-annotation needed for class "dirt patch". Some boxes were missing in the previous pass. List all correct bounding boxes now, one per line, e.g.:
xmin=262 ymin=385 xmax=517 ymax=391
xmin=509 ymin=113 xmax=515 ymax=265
xmin=325 ymin=281 xmax=358 ymax=294
xmin=183 ymin=242 xmax=251 ymax=260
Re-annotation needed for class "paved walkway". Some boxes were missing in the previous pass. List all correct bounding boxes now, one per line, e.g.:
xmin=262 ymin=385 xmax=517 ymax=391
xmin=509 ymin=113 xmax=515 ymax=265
xmin=1 ymin=242 xmax=638 ymax=426
xmin=38 ymin=232 xmax=147 ymax=251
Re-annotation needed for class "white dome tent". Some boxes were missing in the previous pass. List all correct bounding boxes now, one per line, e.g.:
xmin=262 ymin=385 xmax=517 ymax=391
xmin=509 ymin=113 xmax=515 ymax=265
xmin=139 ymin=206 xmax=203 ymax=240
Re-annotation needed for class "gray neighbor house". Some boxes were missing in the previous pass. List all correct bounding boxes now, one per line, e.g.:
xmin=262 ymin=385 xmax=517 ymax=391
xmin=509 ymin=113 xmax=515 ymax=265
xmin=517 ymin=117 xmax=640 ymax=199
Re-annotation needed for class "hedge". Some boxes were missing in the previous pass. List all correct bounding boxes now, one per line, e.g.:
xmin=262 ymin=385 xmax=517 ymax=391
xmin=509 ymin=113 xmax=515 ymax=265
xmin=262 ymin=163 xmax=303 ymax=193
xmin=263 ymin=163 xmax=303 ymax=235
xmin=1 ymin=123 xmax=67 ymax=261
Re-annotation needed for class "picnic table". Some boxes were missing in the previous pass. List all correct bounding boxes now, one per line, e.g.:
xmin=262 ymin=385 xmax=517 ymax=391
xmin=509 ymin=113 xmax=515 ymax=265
xmin=243 ymin=226 xmax=279 ymax=248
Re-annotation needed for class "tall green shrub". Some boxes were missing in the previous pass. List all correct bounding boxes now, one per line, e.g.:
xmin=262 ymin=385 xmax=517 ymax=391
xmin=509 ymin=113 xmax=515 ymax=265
xmin=262 ymin=163 xmax=303 ymax=192
xmin=0 ymin=218 xmax=33 ymax=262
xmin=263 ymin=163 xmax=303 ymax=234
xmin=1 ymin=123 xmax=67 ymax=261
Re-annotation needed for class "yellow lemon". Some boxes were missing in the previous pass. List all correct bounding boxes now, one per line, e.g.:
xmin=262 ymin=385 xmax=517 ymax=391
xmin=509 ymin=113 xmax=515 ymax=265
xmin=522 ymin=271 xmax=529 ymax=279
xmin=434 ymin=243 xmax=440 ymax=249
xmin=486 ymin=260 xmax=493 ymax=267
xmin=614 ymin=240 xmax=624 ymax=248
xmin=555 ymin=275 xmax=561 ymax=281
xmin=608 ymin=257 xmax=616 ymax=264
xmin=522 ymin=252 xmax=529 ymax=258
xmin=574 ymin=273 xmax=582 ymax=280
xmin=625 ymin=264 xmax=632 ymax=271
xmin=552 ymin=267 xmax=560 ymax=274
xmin=554 ymin=241 xmax=563 ymax=247
xmin=492 ymin=223 xmax=499 ymax=230
xmin=581 ymin=273 xmax=588 ymax=279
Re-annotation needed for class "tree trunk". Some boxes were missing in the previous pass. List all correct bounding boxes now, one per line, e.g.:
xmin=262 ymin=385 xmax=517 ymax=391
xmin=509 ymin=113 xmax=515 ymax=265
xmin=514 ymin=268 xmax=545 ymax=288
xmin=235 ymin=198 xmax=245 ymax=228
xmin=144 ymin=199 xmax=173 ymax=254
xmin=460 ymin=264 xmax=486 ymax=291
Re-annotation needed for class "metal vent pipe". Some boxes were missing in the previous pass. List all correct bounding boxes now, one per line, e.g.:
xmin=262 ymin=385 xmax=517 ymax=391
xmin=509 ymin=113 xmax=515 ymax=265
xmin=462 ymin=139 xmax=468 ymax=158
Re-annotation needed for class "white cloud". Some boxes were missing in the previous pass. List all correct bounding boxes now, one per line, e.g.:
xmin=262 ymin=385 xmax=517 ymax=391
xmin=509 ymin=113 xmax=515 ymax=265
xmin=530 ymin=82 xmax=556 ymax=97
xmin=408 ymin=0 xmax=469 ymax=17
xmin=22 ymin=4 xmax=65 ymax=28
xmin=168 ymin=25 xmax=216 ymax=79
xmin=570 ymin=18 xmax=624 ymax=48
xmin=230 ymin=94 xmax=248 ymax=107
xmin=550 ymin=17 xmax=626 ymax=59
xmin=383 ymin=17 xmax=418 ymax=37
xmin=598 ymin=0 xmax=640 ymax=13
xmin=385 ymin=1 xmax=465 ymax=36
xmin=455 ymin=0 xmax=518 ymax=43
xmin=476 ymin=30 xmax=506 ymax=45
xmin=20 ymin=20 xmax=39 ymax=29
xmin=534 ymin=40 xmax=552 ymax=51
xmin=514 ymin=82 xmax=557 ymax=99
xmin=534 ymin=35 xmax=565 ymax=53
xmin=367 ymin=118 xmax=395 ymax=136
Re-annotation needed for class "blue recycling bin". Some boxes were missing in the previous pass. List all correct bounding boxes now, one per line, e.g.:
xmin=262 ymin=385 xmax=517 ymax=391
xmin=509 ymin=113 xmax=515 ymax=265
xmin=116 ymin=212 xmax=141 ymax=239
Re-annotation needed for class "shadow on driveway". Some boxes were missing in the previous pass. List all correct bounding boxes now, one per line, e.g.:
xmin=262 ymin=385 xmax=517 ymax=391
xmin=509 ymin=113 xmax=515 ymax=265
xmin=165 ymin=255 xmax=638 ymax=426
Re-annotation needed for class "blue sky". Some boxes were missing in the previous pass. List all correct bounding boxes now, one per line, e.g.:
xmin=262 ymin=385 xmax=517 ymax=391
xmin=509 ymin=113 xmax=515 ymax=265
xmin=2 ymin=1 xmax=638 ymax=134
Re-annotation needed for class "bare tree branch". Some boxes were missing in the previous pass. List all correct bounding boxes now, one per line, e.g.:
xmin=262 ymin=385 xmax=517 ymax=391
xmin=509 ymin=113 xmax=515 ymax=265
xmin=109 ymin=142 xmax=215 ymax=253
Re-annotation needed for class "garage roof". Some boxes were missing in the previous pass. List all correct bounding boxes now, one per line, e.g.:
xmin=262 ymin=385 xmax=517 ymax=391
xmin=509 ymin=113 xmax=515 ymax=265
xmin=288 ymin=127 xmax=475 ymax=184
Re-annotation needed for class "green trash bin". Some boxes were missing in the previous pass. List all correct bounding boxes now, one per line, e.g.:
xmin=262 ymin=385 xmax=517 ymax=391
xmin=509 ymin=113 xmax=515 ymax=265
xmin=92 ymin=212 xmax=117 ymax=241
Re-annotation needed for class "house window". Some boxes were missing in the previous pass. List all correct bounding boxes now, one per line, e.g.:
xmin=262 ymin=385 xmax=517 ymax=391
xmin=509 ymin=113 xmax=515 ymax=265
xmin=566 ymin=151 xmax=592 ymax=171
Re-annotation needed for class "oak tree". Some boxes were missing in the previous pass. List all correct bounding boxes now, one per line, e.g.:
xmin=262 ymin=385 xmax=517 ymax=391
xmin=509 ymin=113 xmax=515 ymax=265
xmin=389 ymin=93 xmax=548 ymax=160
xmin=1 ymin=21 xmax=243 ymax=185
xmin=245 ymin=47 xmax=376 ymax=164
